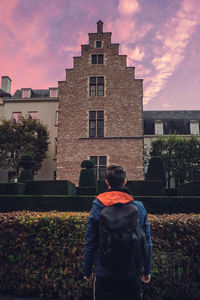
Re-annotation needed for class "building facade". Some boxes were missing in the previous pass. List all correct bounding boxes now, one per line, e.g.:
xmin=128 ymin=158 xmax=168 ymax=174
xmin=0 ymin=76 xmax=58 ymax=182
xmin=143 ymin=110 xmax=200 ymax=185
xmin=57 ymin=21 xmax=144 ymax=184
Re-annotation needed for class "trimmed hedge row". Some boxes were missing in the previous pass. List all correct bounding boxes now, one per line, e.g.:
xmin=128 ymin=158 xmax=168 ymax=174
xmin=24 ymin=180 xmax=76 ymax=195
xmin=0 ymin=195 xmax=200 ymax=214
xmin=0 ymin=212 xmax=199 ymax=300
xmin=0 ymin=195 xmax=94 ymax=212
xmin=0 ymin=183 xmax=26 ymax=195
xmin=0 ymin=181 xmax=76 ymax=196
xmin=96 ymin=180 xmax=164 ymax=196
xmin=178 ymin=182 xmax=200 ymax=196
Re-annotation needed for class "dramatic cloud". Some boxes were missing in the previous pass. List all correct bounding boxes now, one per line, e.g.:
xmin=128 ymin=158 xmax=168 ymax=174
xmin=118 ymin=0 xmax=139 ymax=15
xmin=0 ymin=0 xmax=200 ymax=109
xmin=144 ymin=0 xmax=200 ymax=104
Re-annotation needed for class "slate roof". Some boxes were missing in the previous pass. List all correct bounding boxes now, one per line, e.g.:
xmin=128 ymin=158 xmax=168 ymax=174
xmin=12 ymin=89 xmax=50 ymax=98
xmin=0 ymin=88 xmax=11 ymax=97
xmin=144 ymin=111 xmax=200 ymax=135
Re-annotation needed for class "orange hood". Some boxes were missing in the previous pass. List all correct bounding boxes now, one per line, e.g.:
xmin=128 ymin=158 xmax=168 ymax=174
xmin=96 ymin=191 xmax=134 ymax=206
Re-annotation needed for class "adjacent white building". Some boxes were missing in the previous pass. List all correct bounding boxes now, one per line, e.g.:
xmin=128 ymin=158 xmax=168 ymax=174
xmin=0 ymin=76 xmax=58 ymax=182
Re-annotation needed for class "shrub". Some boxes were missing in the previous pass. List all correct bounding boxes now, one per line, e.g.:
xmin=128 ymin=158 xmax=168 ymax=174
xmin=0 ymin=195 xmax=200 ymax=214
xmin=0 ymin=212 xmax=199 ymax=300
xmin=146 ymin=156 xmax=166 ymax=187
xmin=76 ymin=187 xmax=96 ymax=196
xmin=24 ymin=180 xmax=76 ymax=195
xmin=97 ymin=180 xmax=164 ymax=196
xmin=178 ymin=182 xmax=200 ymax=196
xmin=0 ymin=195 xmax=94 ymax=212
xmin=18 ymin=155 xmax=34 ymax=182
xmin=164 ymin=188 xmax=178 ymax=196
xmin=79 ymin=160 xmax=96 ymax=188
xmin=96 ymin=180 xmax=107 ymax=194
xmin=0 ymin=183 xmax=25 ymax=195
xmin=126 ymin=180 xmax=164 ymax=196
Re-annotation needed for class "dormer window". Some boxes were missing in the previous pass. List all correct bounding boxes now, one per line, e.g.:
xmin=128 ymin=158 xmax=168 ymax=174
xmin=155 ymin=120 xmax=163 ymax=135
xmin=49 ymin=88 xmax=58 ymax=98
xmin=96 ymin=41 xmax=102 ymax=48
xmin=22 ymin=89 xmax=31 ymax=98
xmin=190 ymin=120 xmax=199 ymax=135
xmin=91 ymin=54 xmax=104 ymax=64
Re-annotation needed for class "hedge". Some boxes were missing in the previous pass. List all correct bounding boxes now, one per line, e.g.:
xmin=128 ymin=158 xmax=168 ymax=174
xmin=178 ymin=182 xmax=200 ymax=196
xmin=0 ymin=212 xmax=199 ymax=300
xmin=0 ymin=195 xmax=200 ymax=214
xmin=0 ymin=195 xmax=94 ymax=212
xmin=24 ymin=180 xmax=76 ymax=195
xmin=96 ymin=180 xmax=164 ymax=196
xmin=0 ymin=183 xmax=26 ymax=195
xmin=76 ymin=187 xmax=96 ymax=196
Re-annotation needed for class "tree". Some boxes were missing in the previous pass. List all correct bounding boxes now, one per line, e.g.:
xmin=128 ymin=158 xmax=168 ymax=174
xmin=151 ymin=134 xmax=200 ymax=187
xmin=0 ymin=117 xmax=50 ymax=177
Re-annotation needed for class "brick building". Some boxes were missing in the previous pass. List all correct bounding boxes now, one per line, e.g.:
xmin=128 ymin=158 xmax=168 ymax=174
xmin=57 ymin=21 xmax=144 ymax=184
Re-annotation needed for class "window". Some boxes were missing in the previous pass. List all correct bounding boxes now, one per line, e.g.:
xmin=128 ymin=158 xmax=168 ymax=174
xmin=89 ymin=77 xmax=104 ymax=97
xmin=55 ymin=111 xmax=59 ymax=125
xmin=28 ymin=111 xmax=37 ymax=120
xmin=96 ymin=41 xmax=102 ymax=48
xmin=49 ymin=88 xmax=58 ymax=98
xmin=53 ymin=170 xmax=56 ymax=180
xmin=12 ymin=112 xmax=22 ymax=123
xmin=89 ymin=111 xmax=104 ymax=138
xmin=90 ymin=156 xmax=107 ymax=180
xmin=22 ymin=89 xmax=31 ymax=98
xmin=91 ymin=54 xmax=104 ymax=64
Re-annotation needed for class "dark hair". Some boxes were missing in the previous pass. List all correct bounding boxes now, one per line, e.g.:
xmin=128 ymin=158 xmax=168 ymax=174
xmin=106 ymin=165 xmax=126 ymax=187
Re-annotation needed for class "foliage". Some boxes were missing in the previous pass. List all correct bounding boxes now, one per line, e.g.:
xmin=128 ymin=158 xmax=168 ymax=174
xmin=0 ymin=183 xmax=25 ymax=195
xmin=0 ymin=212 xmax=200 ymax=300
xmin=24 ymin=180 xmax=76 ymax=195
xmin=151 ymin=135 xmax=200 ymax=187
xmin=0 ymin=194 xmax=200 ymax=214
xmin=146 ymin=156 xmax=166 ymax=187
xmin=18 ymin=155 xmax=34 ymax=182
xmin=178 ymin=182 xmax=200 ymax=196
xmin=79 ymin=160 xmax=96 ymax=188
xmin=0 ymin=117 xmax=49 ymax=176
xmin=80 ymin=160 xmax=95 ymax=169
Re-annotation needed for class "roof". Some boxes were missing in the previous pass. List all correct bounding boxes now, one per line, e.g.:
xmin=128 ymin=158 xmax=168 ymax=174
xmin=0 ymin=88 xmax=11 ymax=97
xmin=144 ymin=110 xmax=200 ymax=135
xmin=12 ymin=89 xmax=50 ymax=98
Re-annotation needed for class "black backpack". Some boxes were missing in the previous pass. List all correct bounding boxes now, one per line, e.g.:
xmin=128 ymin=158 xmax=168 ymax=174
xmin=99 ymin=202 xmax=149 ymax=278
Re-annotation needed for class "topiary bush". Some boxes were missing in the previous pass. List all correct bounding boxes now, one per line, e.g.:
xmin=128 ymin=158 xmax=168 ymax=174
xmin=0 ymin=212 xmax=199 ymax=300
xmin=18 ymin=155 xmax=34 ymax=182
xmin=79 ymin=160 xmax=96 ymax=188
xmin=146 ymin=156 xmax=166 ymax=187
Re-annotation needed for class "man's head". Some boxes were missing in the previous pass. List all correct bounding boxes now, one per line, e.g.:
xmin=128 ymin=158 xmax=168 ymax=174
xmin=106 ymin=165 xmax=127 ymax=188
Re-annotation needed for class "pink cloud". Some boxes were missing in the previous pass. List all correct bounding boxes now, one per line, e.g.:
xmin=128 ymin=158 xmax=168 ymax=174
xmin=121 ymin=45 xmax=145 ymax=62
xmin=118 ymin=0 xmax=139 ymax=15
xmin=144 ymin=0 xmax=200 ymax=104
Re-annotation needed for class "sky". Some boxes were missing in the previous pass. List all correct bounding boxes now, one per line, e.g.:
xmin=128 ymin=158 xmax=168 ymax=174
xmin=0 ymin=0 xmax=200 ymax=110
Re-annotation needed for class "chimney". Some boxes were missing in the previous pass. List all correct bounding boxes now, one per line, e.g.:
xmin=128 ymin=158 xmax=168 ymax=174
xmin=1 ymin=76 xmax=11 ymax=94
xmin=97 ymin=20 xmax=103 ymax=34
